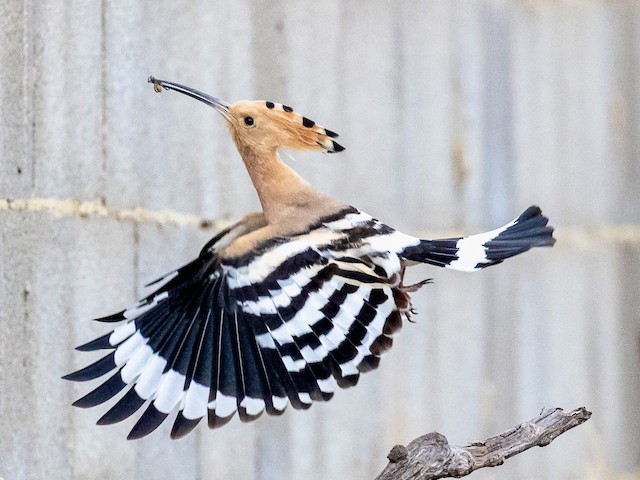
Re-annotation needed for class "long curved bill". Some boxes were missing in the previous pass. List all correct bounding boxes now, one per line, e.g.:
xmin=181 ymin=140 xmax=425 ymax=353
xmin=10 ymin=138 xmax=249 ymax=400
xmin=148 ymin=76 xmax=232 ymax=121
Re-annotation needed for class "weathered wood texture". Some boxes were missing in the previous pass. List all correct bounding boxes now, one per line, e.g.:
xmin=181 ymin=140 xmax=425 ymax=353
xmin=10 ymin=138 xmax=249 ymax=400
xmin=376 ymin=407 xmax=592 ymax=479
xmin=1 ymin=1 xmax=639 ymax=480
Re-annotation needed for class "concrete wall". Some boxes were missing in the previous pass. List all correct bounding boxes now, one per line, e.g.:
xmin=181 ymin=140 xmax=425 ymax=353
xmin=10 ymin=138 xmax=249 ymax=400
xmin=1 ymin=1 xmax=639 ymax=479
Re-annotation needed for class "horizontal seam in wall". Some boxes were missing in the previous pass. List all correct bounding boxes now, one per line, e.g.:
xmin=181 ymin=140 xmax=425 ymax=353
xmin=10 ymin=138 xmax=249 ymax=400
xmin=0 ymin=197 xmax=231 ymax=230
xmin=1 ymin=197 xmax=640 ymax=247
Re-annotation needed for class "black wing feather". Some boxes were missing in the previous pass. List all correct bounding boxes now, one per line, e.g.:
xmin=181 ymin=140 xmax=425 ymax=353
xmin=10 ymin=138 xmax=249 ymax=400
xmin=62 ymin=352 xmax=116 ymax=382
xmin=75 ymin=333 xmax=113 ymax=351
xmin=127 ymin=404 xmax=169 ymax=440
xmin=97 ymin=388 xmax=146 ymax=425
xmin=72 ymin=372 xmax=128 ymax=408
xmin=171 ymin=413 xmax=202 ymax=440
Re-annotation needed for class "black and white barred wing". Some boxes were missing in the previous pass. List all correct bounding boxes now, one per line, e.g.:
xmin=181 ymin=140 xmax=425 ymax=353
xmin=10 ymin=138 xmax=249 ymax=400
xmin=64 ymin=213 xmax=409 ymax=440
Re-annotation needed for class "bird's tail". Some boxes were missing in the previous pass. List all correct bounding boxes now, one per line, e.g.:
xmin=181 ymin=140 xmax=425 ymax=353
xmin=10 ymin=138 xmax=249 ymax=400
xmin=400 ymin=206 xmax=555 ymax=272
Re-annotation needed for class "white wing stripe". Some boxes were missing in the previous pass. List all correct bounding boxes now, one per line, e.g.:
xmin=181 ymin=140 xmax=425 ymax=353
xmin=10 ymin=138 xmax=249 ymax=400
xmin=272 ymin=396 xmax=288 ymax=411
xmin=366 ymin=230 xmax=419 ymax=254
xmin=316 ymin=377 xmax=337 ymax=393
xmin=331 ymin=297 xmax=365 ymax=331
xmin=339 ymin=362 xmax=359 ymax=376
xmin=210 ymin=392 xmax=237 ymax=417
xmin=282 ymin=355 xmax=306 ymax=372
xmin=322 ymin=211 xmax=372 ymax=230
xmin=114 ymin=332 xmax=145 ymax=367
xmin=322 ymin=327 xmax=346 ymax=347
xmin=154 ymin=370 xmax=186 ymax=413
xmin=298 ymin=392 xmax=312 ymax=405
xmin=300 ymin=344 xmax=328 ymax=363
xmin=182 ymin=381 xmax=210 ymax=420
xmin=134 ymin=353 xmax=167 ymax=399
xmin=447 ymin=219 xmax=517 ymax=271
xmin=123 ymin=292 xmax=169 ymax=319
xmin=255 ymin=332 xmax=277 ymax=349
xmin=240 ymin=397 xmax=265 ymax=416
xmin=109 ymin=321 xmax=136 ymax=345
xmin=120 ymin=343 xmax=153 ymax=383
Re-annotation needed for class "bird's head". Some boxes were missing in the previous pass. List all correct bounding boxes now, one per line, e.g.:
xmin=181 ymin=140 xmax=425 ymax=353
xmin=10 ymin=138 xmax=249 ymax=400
xmin=148 ymin=77 xmax=344 ymax=156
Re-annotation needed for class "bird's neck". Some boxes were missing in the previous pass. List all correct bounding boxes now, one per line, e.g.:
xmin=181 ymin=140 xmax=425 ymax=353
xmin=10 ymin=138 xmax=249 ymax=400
xmin=238 ymin=146 xmax=319 ymax=223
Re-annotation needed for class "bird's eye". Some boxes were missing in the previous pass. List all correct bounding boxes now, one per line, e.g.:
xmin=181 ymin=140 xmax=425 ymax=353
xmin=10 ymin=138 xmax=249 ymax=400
xmin=244 ymin=116 xmax=254 ymax=126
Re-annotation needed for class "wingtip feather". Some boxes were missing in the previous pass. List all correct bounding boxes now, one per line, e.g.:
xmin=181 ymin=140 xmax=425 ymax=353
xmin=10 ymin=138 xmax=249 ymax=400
xmin=75 ymin=333 xmax=113 ymax=351
xmin=93 ymin=311 xmax=126 ymax=323
xmin=127 ymin=404 xmax=168 ymax=440
xmin=62 ymin=353 xmax=116 ymax=382
xmin=171 ymin=413 xmax=202 ymax=439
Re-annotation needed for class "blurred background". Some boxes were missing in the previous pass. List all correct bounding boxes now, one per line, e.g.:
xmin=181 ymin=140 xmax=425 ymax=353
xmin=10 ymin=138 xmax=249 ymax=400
xmin=1 ymin=1 xmax=639 ymax=479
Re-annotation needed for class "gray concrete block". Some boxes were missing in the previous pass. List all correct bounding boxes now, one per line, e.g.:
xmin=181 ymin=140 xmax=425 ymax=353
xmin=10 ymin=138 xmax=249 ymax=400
xmin=0 ymin=1 xmax=35 ymax=197
xmin=31 ymin=3 xmax=104 ymax=200
xmin=52 ymin=216 xmax=136 ymax=480
xmin=0 ymin=212 xmax=138 ymax=479
xmin=0 ymin=211 xmax=40 ymax=480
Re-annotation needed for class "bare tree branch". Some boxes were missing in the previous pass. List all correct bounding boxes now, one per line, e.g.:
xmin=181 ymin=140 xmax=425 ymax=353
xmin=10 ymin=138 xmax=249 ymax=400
xmin=376 ymin=406 xmax=591 ymax=480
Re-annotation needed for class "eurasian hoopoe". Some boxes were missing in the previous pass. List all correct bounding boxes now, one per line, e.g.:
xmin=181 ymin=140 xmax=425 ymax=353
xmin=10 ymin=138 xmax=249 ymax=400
xmin=64 ymin=77 xmax=555 ymax=440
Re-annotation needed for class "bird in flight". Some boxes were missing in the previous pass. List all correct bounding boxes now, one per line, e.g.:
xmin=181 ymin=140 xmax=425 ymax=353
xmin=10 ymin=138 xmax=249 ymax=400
xmin=64 ymin=77 xmax=555 ymax=440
